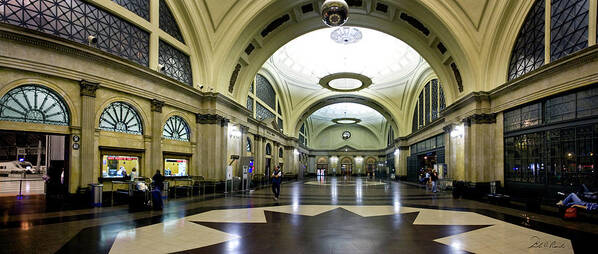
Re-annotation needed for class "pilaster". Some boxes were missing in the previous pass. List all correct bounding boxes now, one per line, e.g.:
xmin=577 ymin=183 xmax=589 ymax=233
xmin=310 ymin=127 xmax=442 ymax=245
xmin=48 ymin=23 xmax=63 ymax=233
xmin=79 ymin=80 xmax=99 ymax=186
xmin=150 ymin=99 xmax=164 ymax=175
xmin=196 ymin=113 xmax=229 ymax=179
xmin=463 ymin=113 xmax=498 ymax=182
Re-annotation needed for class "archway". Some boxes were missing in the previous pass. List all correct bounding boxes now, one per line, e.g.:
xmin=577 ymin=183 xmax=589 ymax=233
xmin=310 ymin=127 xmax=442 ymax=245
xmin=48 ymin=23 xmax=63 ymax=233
xmin=340 ymin=157 xmax=353 ymax=176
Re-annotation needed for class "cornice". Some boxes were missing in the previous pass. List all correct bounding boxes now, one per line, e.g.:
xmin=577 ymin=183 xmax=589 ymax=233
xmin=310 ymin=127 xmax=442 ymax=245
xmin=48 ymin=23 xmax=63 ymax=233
xmin=490 ymin=45 xmax=598 ymax=98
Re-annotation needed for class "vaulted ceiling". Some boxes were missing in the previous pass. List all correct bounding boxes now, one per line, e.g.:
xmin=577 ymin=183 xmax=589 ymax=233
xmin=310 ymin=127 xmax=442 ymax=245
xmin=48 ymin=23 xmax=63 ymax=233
xmin=171 ymin=0 xmax=534 ymax=136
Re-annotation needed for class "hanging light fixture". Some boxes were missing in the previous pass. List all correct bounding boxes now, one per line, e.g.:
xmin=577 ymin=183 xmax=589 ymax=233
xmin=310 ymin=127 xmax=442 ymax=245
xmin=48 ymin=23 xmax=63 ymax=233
xmin=321 ymin=0 xmax=349 ymax=27
xmin=330 ymin=27 xmax=362 ymax=44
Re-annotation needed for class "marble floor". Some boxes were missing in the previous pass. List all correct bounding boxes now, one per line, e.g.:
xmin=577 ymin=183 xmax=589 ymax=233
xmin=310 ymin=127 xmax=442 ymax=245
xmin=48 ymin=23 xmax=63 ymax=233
xmin=1 ymin=177 xmax=596 ymax=253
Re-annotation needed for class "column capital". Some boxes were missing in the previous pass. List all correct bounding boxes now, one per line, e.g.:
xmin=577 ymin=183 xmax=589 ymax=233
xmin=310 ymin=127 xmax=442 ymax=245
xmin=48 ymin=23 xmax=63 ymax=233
xmin=442 ymin=124 xmax=453 ymax=133
xmin=398 ymin=145 xmax=410 ymax=150
xmin=463 ymin=113 xmax=497 ymax=125
xmin=151 ymin=99 xmax=165 ymax=113
xmin=196 ymin=113 xmax=229 ymax=125
xmin=79 ymin=80 xmax=99 ymax=97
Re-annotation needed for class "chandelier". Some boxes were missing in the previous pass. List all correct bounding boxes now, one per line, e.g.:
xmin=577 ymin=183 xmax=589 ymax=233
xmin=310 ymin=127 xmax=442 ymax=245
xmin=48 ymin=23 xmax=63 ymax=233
xmin=330 ymin=27 xmax=362 ymax=44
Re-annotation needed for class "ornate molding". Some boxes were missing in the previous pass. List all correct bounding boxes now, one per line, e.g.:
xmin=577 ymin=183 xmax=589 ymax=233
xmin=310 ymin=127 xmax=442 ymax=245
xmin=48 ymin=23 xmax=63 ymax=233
xmin=463 ymin=113 xmax=497 ymax=125
xmin=442 ymin=124 xmax=453 ymax=133
xmin=398 ymin=145 xmax=410 ymax=150
xmin=151 ymin=99 xmax=165 ymax=113
xmin=79 ymin=80 xmax=99 ymax=97
xmin=196 ymin=113 xmax=229 ymax=125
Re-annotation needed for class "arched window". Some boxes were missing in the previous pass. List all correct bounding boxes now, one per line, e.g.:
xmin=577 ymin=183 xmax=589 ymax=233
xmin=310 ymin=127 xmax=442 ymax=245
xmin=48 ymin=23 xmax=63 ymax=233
xmin=508 ymin=0 xmax=545 ymax=81
xmin=265 ymin=143 xmax=272 ymax=155
xmin=508 ymin=0 xmax=590 ymax=81
xmin=163 ymin=116 xmax=190 ymax=141
xmin=248 ymin=73 xmax=283 ymax=132
xmin=412 ymin=79 xmax=445 ymax=132
xmin=279 ymin=147 xmax=283 ymax=158
xmin=246 ymin=137 xmax=252 ymax=152
xmin=99 ymin=102 xmax=143 ymax=135
xmin=0 ymin=85 xmax=69 ymax=126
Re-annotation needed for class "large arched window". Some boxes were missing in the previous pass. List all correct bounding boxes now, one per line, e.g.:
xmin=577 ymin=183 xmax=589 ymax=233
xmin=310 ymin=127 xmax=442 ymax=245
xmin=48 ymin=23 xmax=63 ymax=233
xmin=99 ymin=101 xmax=143 ymax=135
xmin=508 ymin=0 xmax=590 ymax=81
xmin=163 ymin=116 xmax=190 ymax=141
xmin=247 ymin=73 xmax=284 ymax=132
xmin=246 ymin=137 xmax=252 ymax=152
xmin=265 ymin=143 xmax=272 ymax=155
xmin=0 ymin=85 xmax=70 ymax=126
xmin=412 ymin=79 xmax=446 ymax=132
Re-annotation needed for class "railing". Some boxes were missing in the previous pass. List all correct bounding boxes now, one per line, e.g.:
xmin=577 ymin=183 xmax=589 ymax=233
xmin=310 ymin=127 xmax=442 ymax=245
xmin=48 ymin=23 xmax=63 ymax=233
xmin=0 ymin=178 xmax=45 ymax=198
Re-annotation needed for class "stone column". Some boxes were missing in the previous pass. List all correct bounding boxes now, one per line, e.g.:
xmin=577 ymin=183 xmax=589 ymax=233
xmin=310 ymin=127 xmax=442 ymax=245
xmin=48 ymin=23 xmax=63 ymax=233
xmin=283 ymin=145 xmax=297 ymax=174
xmin=79 ymin=80 xmax=99 ymax=187
xmin=196 ymin=114 xmax=229 ymax=179
xmin=463 ymin=114 xmax=497 ymax=183
xmin=254 ymin=135 xmax=263 ymax=175
xmin=397 ymin=146 xmax=409 ymax=177
xmin=150 ymin=99 xmax=164 ymax=176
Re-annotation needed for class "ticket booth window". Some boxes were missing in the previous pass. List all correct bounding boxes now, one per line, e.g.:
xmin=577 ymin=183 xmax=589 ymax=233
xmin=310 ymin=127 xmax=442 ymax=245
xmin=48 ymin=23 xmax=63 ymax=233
xmin=164 ymin=158 xmax=188 ymax=176
xmin=102 ymin=155 xmax=139 ymax=178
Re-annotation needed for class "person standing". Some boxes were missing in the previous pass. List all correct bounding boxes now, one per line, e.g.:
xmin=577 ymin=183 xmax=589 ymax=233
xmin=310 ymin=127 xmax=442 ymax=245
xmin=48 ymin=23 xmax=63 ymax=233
xmin=431 ymin=169 xmax=439 ymax=193
xmin=271 ymin=166 xmax=282 ymax=200
xmin=152 ymin=170 xmax=165 ymax=191
xmin=130 ymin=168 xmax=138 ymax=181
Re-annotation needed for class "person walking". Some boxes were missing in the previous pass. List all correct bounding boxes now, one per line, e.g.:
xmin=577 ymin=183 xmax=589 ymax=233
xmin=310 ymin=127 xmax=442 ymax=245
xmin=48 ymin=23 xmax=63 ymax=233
xmin=271 ymin=165 xmax=282 ymax=200
xmin=130 ymin=168 xmax=138 ymax=181
xmin=431 ymin=169 xmax=439 ymax=193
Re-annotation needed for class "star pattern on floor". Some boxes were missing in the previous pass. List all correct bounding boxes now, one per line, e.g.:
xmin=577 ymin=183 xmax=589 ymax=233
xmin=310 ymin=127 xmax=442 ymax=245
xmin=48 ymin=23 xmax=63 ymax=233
xmin=109 ymin=205 xmax=574 ymax=254
xmin=183 ymin=208 xmax=489 ymax=253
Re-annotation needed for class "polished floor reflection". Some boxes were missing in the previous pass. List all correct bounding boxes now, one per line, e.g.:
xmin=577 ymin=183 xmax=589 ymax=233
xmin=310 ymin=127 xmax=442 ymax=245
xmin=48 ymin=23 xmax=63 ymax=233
xmin=1 ymin=177 xmax=596 ymax=253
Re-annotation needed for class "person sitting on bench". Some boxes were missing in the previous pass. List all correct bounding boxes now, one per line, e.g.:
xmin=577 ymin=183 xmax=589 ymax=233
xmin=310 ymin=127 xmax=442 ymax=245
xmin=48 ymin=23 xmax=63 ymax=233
xmin=557 ymin=193 xmax=598 ymax=211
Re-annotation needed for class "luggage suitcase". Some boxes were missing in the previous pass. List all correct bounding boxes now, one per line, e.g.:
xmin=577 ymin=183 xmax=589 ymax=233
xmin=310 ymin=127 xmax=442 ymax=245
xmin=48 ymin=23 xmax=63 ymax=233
xmin=152 ymin=190 xmax=163 ymax=210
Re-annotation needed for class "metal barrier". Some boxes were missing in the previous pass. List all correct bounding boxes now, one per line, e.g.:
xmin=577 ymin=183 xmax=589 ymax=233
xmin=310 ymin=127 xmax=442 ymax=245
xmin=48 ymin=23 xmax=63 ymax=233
xmin=0 ymin=178 xmax=45 ymax=198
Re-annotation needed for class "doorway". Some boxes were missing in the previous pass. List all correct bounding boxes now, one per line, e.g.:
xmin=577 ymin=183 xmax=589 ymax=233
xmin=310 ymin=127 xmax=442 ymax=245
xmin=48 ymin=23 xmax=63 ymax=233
xmin=0 ymin=131 xmax=68 ymax=197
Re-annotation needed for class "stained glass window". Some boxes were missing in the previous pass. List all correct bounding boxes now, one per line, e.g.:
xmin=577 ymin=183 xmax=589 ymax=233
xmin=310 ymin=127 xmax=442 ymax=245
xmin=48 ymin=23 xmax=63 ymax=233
xmin=439 ymin=85 xmax=446 ymax=111
xmin=246 ymin=137 xmax=252 ymax=152
xmin=159 ymin=0 xmax=184 ymax=43
xmin=0 ymin=0 xmax=150 ymax=66
xmin=246 ymin=97 xmax=253 ymax=112
xmin=256 ymin=74 xmax=276 ymax=109
xmin=266 ymin=143 xmax=272 ymax=155
xmin=418 ymin=93 xmax=424 ymax=128
xmin=159 ymin=40 xmax=192 ymax=85
xmin=256 ymin=102 xmax=275 ymax=120
xmin=424 ymin=82 xmax=431 ymax=125
xmin=545 ymin=93 xmax=576 ymax=123
xmin=0 ymin=85 xmax=69 ymax=126
xmin=277 ymin=118 xmax=283 ymax=131
xmin=99 ymin=101 xmax=143 ymax=135
xmin=112 ymin=0 xmax=149 ymax=20
xmin=507 ymin=0 xmax=545 ymax=80
xmin=432 ymin=79 xmax=438 ymax=120
xmin=412 ymin=103 xmax=418 ymax=132
xmin=163 ymin=115 xmax=190 ymax=141
xmin=550 ymin=0 xmax=588 ymax=61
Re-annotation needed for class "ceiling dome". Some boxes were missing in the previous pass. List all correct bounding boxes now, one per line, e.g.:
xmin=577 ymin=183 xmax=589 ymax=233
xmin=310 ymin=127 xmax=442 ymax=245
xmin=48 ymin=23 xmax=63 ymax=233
xmin=270 ymin=27 xmax=423 ymax=86
xmin=310 ymin=103 xmax=385 ymax=126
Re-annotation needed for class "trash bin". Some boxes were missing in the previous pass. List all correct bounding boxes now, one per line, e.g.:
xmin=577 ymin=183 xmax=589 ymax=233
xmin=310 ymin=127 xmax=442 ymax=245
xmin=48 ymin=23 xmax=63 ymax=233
xmin=89 ymin=183 xmax=103 ymax=207
xmin=162 ymin=181 xmax=169 ymax=199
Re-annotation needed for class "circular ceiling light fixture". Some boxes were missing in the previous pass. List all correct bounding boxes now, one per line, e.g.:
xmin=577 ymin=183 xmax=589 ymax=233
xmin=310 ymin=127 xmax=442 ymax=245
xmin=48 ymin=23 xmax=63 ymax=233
xmin=321 ymin=0 xmax=349 ymax=27
xmin=329 ymin=78 xmax=362 ymax=90
xmin=319 ymin=73 xmax=372 ymax=92
xmin=332 ymin=118 xmax=361 ymax=124
xmin=330 ymin=27 xmax=362 ymax=44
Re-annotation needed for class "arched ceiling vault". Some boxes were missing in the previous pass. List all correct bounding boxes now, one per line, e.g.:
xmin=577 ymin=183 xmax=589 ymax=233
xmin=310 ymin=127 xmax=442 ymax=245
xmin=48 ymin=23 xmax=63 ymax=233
xmin=171 ymin=0 xmax=533 ymax=136
xmin=294 ymin=95 xmax=398 ymax=139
